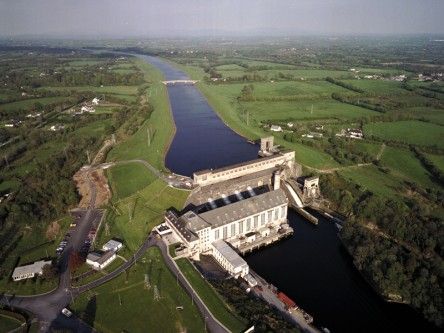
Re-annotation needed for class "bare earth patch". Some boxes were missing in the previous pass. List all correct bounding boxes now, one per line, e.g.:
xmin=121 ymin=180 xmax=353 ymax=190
xmin=74 ymin=168 xmax=111 ymax=208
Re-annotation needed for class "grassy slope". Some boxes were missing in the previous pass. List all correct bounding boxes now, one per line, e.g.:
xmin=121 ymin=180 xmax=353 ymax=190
xmin=107 ymin=59 xmax=174 ymax=171
xmin=0 ymin=96 xmax=68 ymax=112
xmin=176 ymin=259 xmax=247 ymax=333
xmin=108 ymin=162 xmax=157 ymax=200
xmin=0 ymin=314 xmax=22 ymax=332
xmin=71 ymin=248 xmax=205 ymax=333
xmin=380 ymin=147 xmax=435 ymax=189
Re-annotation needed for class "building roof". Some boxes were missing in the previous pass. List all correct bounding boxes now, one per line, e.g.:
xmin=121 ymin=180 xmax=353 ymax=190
xmin=103 ymin=239 xmax=122 ymax=250
xmin=166 ymin=210 xmax=199 ymax=242
xmin=189 ymin=189 xmax=287 ymax=232
xmin=212 ymin=240 xmax=247 ymax=269
xmin=12 ymin=260 xmax=51 ymax=278
xmin=87 ymin=251 xmax=115 ymax=265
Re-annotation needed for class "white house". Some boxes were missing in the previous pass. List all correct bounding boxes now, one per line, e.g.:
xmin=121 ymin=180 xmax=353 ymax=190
xmin=86 ymin=251 xmax=116 ymax=270
xmin=211 ymin=240 xmax=249 ymax=278
xmin=270 ymin=125 xmax=282 ymax=132
xmin=12 ymin=260 xmax=52 ymax=281
xmin=92 ymin=98 xmax=100 ymax=105
xmin=81 ymin=105 xmax=95 ymax=113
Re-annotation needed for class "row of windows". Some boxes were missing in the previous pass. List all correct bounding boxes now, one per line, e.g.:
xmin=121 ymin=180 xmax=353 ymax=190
xmin=213 ymin=206 xmax=287 ymax=240
xmin=209 ymin=157 xmax=286 ymax=179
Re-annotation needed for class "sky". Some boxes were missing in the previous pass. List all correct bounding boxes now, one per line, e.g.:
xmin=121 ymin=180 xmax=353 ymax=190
xmin=0 ymin=0 xmax=443 ymax=37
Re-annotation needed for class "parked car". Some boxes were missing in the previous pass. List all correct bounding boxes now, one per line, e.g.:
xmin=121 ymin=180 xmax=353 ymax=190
xmin=61 ymin=308 xmax=72 ymax=317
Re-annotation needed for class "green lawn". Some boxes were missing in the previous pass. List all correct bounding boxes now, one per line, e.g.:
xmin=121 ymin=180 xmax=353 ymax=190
xmin=71 ymin=248 xmax=205 ymax=333
xmin=108 ymin=162 xmax=157 ymax=200
xmin=100 ymin=179 xmax=188 ymax=252
xmin=176 ymin=258 xmax=247 ymax=333
xmin=0 ymin=313 xmax=23 ymax=332
xmin=380 ymin=147 xmax=435 ymax=189
xmin=364 ymin=120 xmax=444 ymax=148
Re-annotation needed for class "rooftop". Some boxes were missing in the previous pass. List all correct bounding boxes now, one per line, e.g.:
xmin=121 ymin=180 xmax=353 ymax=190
xmin=12 ymin=260 xmax=51 ymax=277
xmin=103 ymin=239 xmax=122 ymax=250
xmin=212 ymin=240 xmax=247 ymax=269
xmin=184 ymin=188 xmax=287 ymax=232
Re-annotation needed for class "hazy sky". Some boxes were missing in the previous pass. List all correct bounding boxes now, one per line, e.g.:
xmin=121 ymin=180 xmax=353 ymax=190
xmin=0 ymin=0 xmax=443 ymax=37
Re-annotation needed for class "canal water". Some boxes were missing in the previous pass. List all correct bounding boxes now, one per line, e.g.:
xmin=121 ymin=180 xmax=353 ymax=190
xmin=139 ymin=55 xmax=439 ymax=333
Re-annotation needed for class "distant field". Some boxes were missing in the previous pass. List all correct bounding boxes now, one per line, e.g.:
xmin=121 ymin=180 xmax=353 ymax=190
xmin=364 ymin=120 xmax=444 ymax=148
xmin=39 ymin=85 xmax=138 ymax=95
xmin=71 ymin=248 xmax=205 ymax=333
xmin=108 ymin=162 xmax=157 ymax=199
xmin=404 ymin=106 xmax=444 ymax=125
xmin=380 ymin=147 xmax=435 ymax=189
xmin=342 ymin=79 xmax=408 ymax=94
xmin=65 ymin=60 xmax=104 ymax=67
xmin=244 ymin=99 xmax=377 ymax=121
xmin=215 ymin=64 xmax=246 ymax=71
xmin=0 ymin=96 xmax=67 ymax=112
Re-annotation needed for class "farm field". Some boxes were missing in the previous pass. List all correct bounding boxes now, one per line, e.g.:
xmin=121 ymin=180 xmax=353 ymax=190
xmin=342 ymin=79 xmax=409 ymax=94
xmin=380 ymin=147 xmax=435 ymax=189
xmin=0 ymin=96 xmax=68 ymax=112
xmin=71 ymin=248 xmax=205 ymax=333
xmin=364 ymin=120 xmax=444 ymax=148
xmin=427 ymin=153 xmax=444 ymax=173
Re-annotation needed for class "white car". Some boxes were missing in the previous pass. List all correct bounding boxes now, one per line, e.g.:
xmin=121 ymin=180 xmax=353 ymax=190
xmin=61 ymin=308 xmax=72 ymax=317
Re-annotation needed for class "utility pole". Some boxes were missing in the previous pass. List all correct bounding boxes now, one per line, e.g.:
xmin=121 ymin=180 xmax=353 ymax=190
xmin=86 ymin=150 xmax=91 ymax=164
xmin=147 ymin=127 xmax=151 ymax=146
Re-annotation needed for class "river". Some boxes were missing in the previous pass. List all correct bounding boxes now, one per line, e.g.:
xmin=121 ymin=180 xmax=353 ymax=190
xmin=139 ymin=55 xmax=439 ymax=333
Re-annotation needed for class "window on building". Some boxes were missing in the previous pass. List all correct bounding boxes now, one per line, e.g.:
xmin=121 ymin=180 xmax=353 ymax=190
xmin=261 ymin=213 xmax=266 ymax=225
xmin=231 ymin=223 xmax=236 ymax=236
xmin=239 ymin=220 xmax=243 ymax=234
xmin=274 ymin=208 xmax=279 ymax=220
xmin=215 ymin=229 xmax=220 ymax=239
xmin=253 ymin=215 xmax=259 ymax=228
xmin=223 ymin=226 xmax=227 ymax=239
xmin=267 ymin=210 xmax=273 ymax=222
xmin=281 ymin=205 xmax=287 ymax=218
xmin=247 ymin=218 xmax=251 ymax=231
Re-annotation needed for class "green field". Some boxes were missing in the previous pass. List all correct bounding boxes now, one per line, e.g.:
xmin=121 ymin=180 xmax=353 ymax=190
xmin=0 ymin=96 xmax=68 ymax=112
xmin=339 ymin=165 xmax=404 ymax=197
xmin=71 ymin=248 xmax=205 ymax=333
xmin=100 ymin=178 xmax=188 ymax=252
xmin=427 ymin=153 xmax=444 ymax=173
xmin=380 ymin=147 xmax=435 ymax=189
xmin=342 ymin=79 xmax=408 ymax=95
xmin=40 ymin=85 xmax=138 ymax=95
xmin=364 ymin=120 xmax=444 ymax=148
xmin=176 ymin=259 xmax=247 ymax=333
xmin=108 ymin=163 xmax=157 ymax=200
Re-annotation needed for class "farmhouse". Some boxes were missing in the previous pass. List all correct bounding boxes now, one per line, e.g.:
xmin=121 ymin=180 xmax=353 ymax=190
xmin=92 ymin=97 xmax=100 ymax=105
xmin=12 ymin=260 xmax=52 ymax=281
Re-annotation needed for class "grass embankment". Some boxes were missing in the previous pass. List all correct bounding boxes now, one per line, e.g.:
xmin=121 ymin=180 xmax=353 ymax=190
xmin=71 ymin=248 xmax=205 ymax=333
xmin=107 ymin=59 xmax=174 ymax=171
xmin=0 ymin=311 xmax=25 ymax=332
xmin=108 ymin=162 xmax=157 ymax=200
xmin=176 ymin=258 xmax=247 ymax=333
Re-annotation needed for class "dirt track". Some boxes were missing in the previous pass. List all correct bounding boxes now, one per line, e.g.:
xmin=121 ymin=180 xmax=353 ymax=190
xmin=73 ymin=168 xmax=111 ymax=208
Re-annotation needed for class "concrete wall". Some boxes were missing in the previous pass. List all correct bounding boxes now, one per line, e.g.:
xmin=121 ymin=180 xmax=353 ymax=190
xmin=193 ymin=152 xmax=296 ymax=187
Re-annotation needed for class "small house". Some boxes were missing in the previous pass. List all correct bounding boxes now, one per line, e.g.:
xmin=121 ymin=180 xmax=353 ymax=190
xmin=12 ymin=260 xmax=52 ymax=281
xmin=102 ymin=239 xmax=123 ymax=252
xmin=270 ymin=125 xmax=282 ymax=132
xmin=86 ymin=251 xmax=116 ymax=270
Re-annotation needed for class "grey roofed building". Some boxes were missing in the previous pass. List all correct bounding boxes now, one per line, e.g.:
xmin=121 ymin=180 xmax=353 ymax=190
xmin=183 ymin=188 xmax=287 ymax=232
xmin=212 ymin=239 xmax=247 ymax=270
xmin=12 ymin=260 xmax=52 ymax=281
xmin=102 ymin=239 xmax=123 ymax=252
